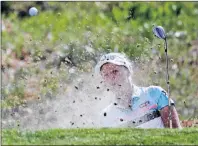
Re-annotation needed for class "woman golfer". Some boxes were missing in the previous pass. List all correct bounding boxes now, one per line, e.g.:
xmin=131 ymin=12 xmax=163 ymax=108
xmin=95 ymin=52 xmax=182 ymax=128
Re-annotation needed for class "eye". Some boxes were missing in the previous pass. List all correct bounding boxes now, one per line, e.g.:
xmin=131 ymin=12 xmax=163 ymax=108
xmin=112 ymin=70 xmax=118 ymax=75
xmin=104 ymin=73 xmax=109 ymax=77
xmin=101 ymin=72 xmax=109 ymax=78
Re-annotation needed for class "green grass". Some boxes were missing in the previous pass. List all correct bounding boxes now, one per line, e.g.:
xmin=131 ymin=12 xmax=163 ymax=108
xmin=2 ymin=128 xmax=198 ymax=145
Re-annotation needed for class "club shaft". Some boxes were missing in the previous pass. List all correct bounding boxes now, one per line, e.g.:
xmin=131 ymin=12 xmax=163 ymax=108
xmin=164 ymin=38 xmax=172 ymax=128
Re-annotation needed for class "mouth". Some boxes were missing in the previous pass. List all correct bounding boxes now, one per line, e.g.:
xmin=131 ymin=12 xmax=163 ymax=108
xmin=109 ymin=82 xmax=121 ymax=87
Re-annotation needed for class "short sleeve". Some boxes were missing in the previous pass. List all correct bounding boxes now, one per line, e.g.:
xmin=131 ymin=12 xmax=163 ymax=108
xmin=148 ymin=86 xmax=174 ymax=110
xmin=157 ymin=88 xmax=175 ymax=110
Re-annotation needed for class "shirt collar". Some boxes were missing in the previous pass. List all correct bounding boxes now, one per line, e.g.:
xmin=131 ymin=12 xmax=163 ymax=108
xmin=131 ymin=84 xmax=142 ymax=99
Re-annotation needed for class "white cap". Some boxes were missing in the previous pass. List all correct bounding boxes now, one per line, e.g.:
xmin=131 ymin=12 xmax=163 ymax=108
xmin=95 ymin=53 xmax=133 ymax=75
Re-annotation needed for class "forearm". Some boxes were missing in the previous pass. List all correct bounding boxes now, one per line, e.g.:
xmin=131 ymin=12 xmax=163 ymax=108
xmin=171 ymin=106 xmax=182 ymax=128
xmin=160 ymin=106 xmax=182 ymax=128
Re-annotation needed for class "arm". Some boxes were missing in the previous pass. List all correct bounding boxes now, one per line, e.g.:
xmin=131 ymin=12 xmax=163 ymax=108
xmin=160 ymin=105 xmax=182 ymax=128
xmin=152 ymin=86 xmax=182 ymax=128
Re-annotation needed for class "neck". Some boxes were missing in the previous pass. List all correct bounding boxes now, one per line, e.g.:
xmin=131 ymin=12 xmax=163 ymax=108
xmin=115 ymin=84 xmax=134 ymax=108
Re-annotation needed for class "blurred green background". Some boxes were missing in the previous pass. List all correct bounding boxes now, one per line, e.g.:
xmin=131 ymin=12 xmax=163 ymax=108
xmin=1 ymin=1 xmax=198 ymax=120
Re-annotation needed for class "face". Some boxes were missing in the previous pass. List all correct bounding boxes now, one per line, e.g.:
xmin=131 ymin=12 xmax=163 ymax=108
xmin=100 ymin=63 xmax=130 ymax=87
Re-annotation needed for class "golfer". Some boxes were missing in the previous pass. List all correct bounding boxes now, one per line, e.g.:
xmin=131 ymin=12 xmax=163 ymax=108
xmin=95 ymin=52 xmax=182 ymax=128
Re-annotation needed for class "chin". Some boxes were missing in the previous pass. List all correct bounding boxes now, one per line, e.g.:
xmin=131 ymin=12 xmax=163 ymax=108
xmin=109 ymin=83 xmax=122 ymax=90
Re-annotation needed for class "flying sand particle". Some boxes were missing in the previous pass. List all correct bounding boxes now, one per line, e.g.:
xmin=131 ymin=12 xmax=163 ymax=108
xmin=70 ymin=122 xmax=74 ymax=125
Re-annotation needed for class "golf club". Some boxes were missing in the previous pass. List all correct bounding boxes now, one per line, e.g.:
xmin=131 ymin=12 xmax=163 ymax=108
xmin=153 ymin=26 xmax=172 ymax=128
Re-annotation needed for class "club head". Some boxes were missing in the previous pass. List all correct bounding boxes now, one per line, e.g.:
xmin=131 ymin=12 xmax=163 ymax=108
xmin=153 ymin=26 xmax=166 ymax=40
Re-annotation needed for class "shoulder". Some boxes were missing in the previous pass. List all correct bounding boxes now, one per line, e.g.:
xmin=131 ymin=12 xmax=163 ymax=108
xmin=147 ymin=85 xmax=165 ymax=91
xmin=146 ymin=85 xmax=167 ymax=96
xmin=133 ymin=85 xmax=166 ymax=96
xmin=145 ymin=86 xmax=168 ymax=103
